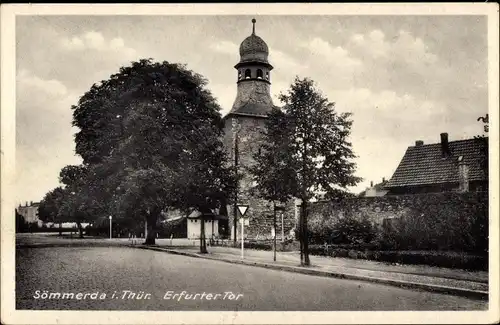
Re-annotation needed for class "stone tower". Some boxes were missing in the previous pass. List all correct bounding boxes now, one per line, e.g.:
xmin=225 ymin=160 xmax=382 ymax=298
xmin=222 ymin=19 xmax=295 ymax=241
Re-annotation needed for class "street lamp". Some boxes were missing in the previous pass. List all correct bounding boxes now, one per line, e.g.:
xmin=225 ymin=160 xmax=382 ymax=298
xmin=109 ymin=215 xmax=112 ymax=239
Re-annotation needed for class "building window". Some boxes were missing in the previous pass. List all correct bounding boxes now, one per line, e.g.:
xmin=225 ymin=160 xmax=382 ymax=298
xmin=238 ymin=70 xmax=242 ymax=80
xmin=257 ymin=69 xmax=263 ymax=79
xmin=266 ymin=71 xmax=269 ymax=80
xmin=245 ymin=69 xmax=251 ymax=79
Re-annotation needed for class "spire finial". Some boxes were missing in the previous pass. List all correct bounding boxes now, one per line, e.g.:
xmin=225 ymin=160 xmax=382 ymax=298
xmin=252 ymin=18 xmax=256 ymax=34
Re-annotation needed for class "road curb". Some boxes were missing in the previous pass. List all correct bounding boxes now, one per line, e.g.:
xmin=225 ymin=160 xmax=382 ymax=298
xmin=132 ymin=245 xmax=488 ymax=301
xmin=16 ymin=242 xmax=127 ymax=248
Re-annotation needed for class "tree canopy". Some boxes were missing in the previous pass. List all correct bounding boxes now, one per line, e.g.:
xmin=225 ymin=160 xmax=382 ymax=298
xmin=65 ymin=59 xmax=235 ymax=246
xmin=250 ymin=77 xmax=361 ymax=265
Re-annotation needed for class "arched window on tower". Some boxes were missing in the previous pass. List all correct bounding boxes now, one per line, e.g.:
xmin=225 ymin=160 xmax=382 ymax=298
xmin=245 ymin=69 xmax=251 ymax=79
xmin=257 ymin=69 xmax=263 ymax=79
xmin=238 ymin=70 xmax=242 ymax=80
xmin=265 ymin=71 xmax=270 ymax=80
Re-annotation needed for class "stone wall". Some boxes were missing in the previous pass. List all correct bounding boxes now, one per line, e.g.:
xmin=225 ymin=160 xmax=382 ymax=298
xmin=308 ymin=191 xmax=489 ymax=251
xmin=223 ymin=115 xmax=297 ymax=240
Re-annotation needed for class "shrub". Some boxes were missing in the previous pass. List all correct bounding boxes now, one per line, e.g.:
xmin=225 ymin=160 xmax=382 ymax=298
xmin=373 ymin=251 xmax=487 ymax=271
xmin=244 ymin=241 xmax=272 ymax=251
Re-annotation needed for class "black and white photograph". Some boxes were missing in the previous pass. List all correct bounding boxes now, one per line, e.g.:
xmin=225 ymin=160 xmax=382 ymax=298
xmin=1 ymin=3 xmax=499 ymax=325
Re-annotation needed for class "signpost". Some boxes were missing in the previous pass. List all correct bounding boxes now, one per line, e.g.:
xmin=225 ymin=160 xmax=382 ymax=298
xmin=274 ymin=206 xmax=285 ymax=242
xmin=274 ymin=206 xmax=286 ymax=261
xmin=237 ymin=204 xmax=249 ymax=259
xmin=108 ymin=216 xmax=112 ymax=239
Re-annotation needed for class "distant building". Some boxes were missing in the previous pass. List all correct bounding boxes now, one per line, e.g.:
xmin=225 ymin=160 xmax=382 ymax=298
xmin=358 ymin=178 xmax=389 ymax=197
xmin=186 ymin=210 xmax=226 ymax=240
xmin=161 ymin=209 xmax=227 ymax=240
xmin=17 ymin=201 xmax=42 ymax=227
xmin=384 ymin=133 xmax=488 ymax=195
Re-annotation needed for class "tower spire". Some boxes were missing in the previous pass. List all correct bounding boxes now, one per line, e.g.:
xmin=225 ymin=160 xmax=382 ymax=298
xmin=252 ymin=18 xmax=256 ymax=35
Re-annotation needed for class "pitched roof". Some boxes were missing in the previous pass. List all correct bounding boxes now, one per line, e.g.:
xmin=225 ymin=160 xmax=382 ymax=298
xmin=225 ymin=104 xmax=281 ymax=119
xmin=385 ymin=138 xmax=488 ymax=188
xmin=228 ymin=102 xmax=272 ymax=117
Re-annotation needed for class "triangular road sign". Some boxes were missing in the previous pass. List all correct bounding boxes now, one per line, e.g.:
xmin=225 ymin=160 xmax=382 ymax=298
xmin=237 ymin=205 xmax=249 ymax=217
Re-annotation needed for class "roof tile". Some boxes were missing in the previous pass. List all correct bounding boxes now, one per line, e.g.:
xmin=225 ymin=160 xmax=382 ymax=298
xmin=385 ymin=138 xmax=488 ymax=188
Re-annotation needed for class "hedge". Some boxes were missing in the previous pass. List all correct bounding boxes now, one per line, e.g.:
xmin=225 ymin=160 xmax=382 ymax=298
xmin=308 ymin=244 xmax=487 ymax=271
xmin=307 ymin=191 xmax=488 ymax=253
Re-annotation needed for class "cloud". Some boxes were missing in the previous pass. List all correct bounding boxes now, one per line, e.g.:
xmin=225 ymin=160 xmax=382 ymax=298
xmin=348 ymin=29 xmax=437 ymax=66
xmin=16 ymin=70 xmax=82 ymax=202
xmin=60 ymin=31 xmax=137 ymax=58
xmin=296 ymin=37 xmax=363 ymax=89
xmin=332 ymin=87 xmax=451 ymax=140
xmin=17 ymin=69 xmax=69 ymax=98
xmin=307 ymin=37 xmax=363 ymax=69
xmin=19 ymin=29 xmax=142 ymax=94
xmin=209 ymin=40 xmax=239 ymax=56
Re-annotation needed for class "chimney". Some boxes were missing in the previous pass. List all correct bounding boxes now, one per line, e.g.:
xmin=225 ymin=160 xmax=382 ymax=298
xmin=440 ymin=133 xmax=450 ymax=158
xmin=458 ymin=156 xmax=469 ymax=192
xmin=415 ymin=140 xmax=424 ymax=146
xmin=370 ymin=181 xmax=374 ymax=187
xmin=25 ymin=201 xmax=28 ymax=207
xmin=382 ymin=177 xmax=386 ymax=183
xmin=30 ymin=201 xmax=33 ymax=206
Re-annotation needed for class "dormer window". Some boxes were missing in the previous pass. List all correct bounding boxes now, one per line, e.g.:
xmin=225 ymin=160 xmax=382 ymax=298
xmin=257 ymin=69 xmax=263 ymax=79
xmin=245 ymin=69 xmax=251 ymax=79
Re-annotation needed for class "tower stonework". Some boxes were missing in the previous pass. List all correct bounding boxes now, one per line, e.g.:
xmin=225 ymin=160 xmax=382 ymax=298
xmin=222 ymin=19 xmax=296 ymax=241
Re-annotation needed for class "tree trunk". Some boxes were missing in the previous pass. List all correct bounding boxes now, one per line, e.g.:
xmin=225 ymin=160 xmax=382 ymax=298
xmin=302 ymin=199 xmax=310 ymax=266
xmin=76 ymin=221 xmax=84 ymax=238
xmin=144 ymin=211 xmax=157 ymax=245
xmin=200 ymin=215 xmax=208 ymax=254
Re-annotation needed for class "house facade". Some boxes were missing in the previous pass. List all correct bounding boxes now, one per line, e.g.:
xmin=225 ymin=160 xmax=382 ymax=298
xmin=384 ymin=133 xmax=488 ymax=195
xmin=17 ymin=201 xmax=42 ymax=227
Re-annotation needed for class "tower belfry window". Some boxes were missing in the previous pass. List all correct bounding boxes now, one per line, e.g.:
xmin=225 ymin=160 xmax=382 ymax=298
xmin=265 ymin=71 xmax=269 ymax=80
xmin=238 ymin=70 xmax=242 ymax=80
xmin=257 ymin=69 xmax=263 ymax=79
xmin=245 ymin=69 xmax=251 ymax=79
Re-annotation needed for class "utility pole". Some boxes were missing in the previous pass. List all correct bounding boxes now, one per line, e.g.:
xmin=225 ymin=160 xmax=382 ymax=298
xmin=273 ymin=201 xmax=277 ymax=262
xmin=281 ymin=211 xmax=284 ymax=242
xmin=233 ymin=131 xmax=239 ymax=244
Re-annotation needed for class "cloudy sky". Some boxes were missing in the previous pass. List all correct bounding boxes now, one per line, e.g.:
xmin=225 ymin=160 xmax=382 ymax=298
xmin=15 ymin=14 xmax=488 ymax=203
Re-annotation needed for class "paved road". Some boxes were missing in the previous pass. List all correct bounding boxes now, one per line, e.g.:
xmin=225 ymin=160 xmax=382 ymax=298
xmin=16 ymin=246 xmax=486 ymax=311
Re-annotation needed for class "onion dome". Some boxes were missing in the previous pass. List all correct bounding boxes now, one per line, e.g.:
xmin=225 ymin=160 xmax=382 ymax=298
xmin=238 ymin=19 xmax=270 ymax=64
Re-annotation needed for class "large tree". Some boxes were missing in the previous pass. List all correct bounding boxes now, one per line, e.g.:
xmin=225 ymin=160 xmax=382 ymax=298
xmin=256 ymin=77 xmax=361 ymax=266
xmin=70 ymin=59 xmax=235 ymax=246
xmin=249 ymin=109 xmax=298 ymax=257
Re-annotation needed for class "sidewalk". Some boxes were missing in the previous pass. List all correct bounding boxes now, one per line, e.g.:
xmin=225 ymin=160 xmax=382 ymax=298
xmin=132 ymin=243 xmax=488 ymax=299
